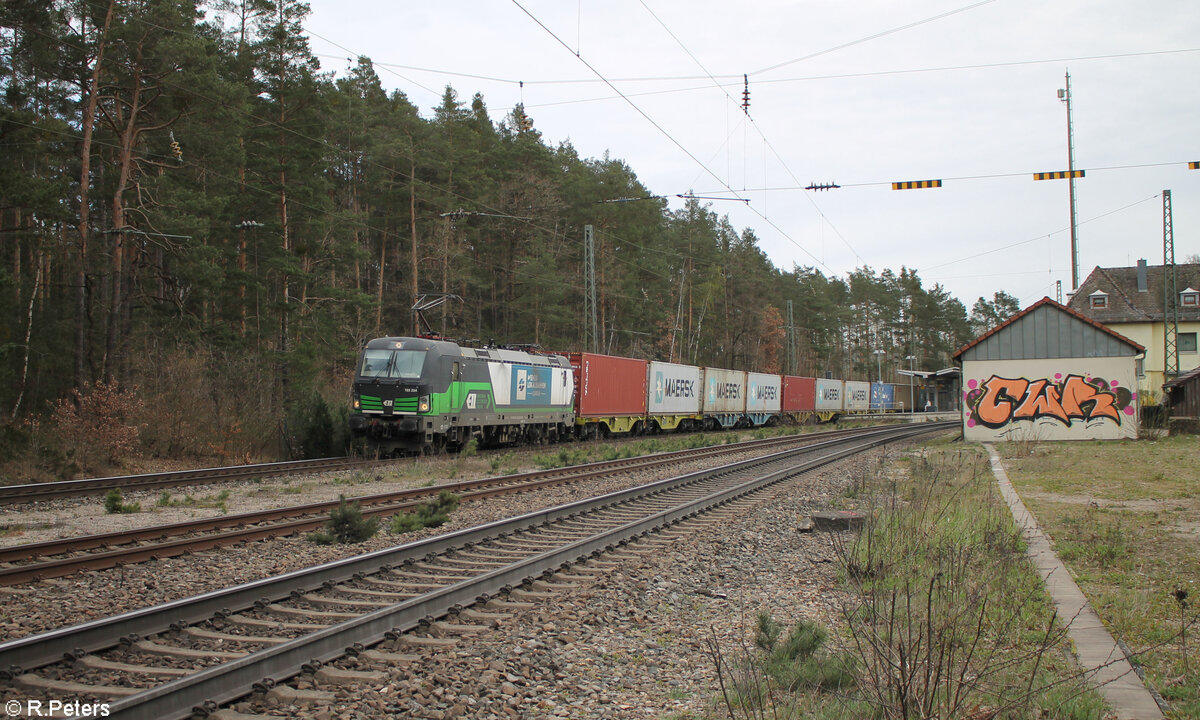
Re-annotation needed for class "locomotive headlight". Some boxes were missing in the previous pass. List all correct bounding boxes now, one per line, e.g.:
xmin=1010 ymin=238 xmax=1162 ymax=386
xmin=353 ymin=398 xmax=361 ymax=410
xmin=418 ymin=395 xmax=430 ymax=413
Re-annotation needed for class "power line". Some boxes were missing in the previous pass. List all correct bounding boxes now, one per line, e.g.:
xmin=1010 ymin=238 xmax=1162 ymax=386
xmin=510 ymin=0 xmax=833 ymax=273
xmin=751 ymin=0 xmax=999 ymax=75
xmin=693 ymin=160 xmax=1196 ymax=194
xmin=922 ymin=194 xmax=1161 ymax=272
xmin=634 ymin=0 xmax=863 ymax=266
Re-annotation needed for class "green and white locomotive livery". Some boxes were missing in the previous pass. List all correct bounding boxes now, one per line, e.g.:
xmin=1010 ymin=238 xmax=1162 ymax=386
xmin=348 ymin=337 xmax=575 ymax=456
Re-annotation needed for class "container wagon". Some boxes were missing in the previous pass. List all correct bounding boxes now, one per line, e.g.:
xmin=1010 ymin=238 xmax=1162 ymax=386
xmin=647 ymin=361 xmax=704 ymax=432
xmin=745 ymin=372 xmax=782 ymax=426
xmin=844 ymin=381 xmax=871 ymax=413
xmin=702 ymin=367 xmax=747 ymax=429
xmin=814 ymin=378 xmax=843 ymax=422
xmin=782 ymin=376 xmax=817 ymax=424
xmin=567 ymin=352 xmax=647 ymax=437
xmin=868 ymin=381 xmax=897 ymax=410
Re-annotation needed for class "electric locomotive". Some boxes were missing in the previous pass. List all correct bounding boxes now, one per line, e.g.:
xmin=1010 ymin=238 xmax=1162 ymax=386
xmin=348 ymin=337 xmax=575 ymax=456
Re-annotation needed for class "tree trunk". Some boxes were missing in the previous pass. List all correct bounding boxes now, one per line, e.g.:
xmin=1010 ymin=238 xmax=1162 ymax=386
xmin=12 ymin=247 xmax=44 ymax=419
xmin=106 ymin=47 xmax=144 ymax=383
xmin=76 ymin=0 xmax=115 ymax=390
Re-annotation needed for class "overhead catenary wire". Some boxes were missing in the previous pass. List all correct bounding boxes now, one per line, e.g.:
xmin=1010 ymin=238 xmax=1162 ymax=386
xmin=633 ymin=0 xmax=866 ymax=266
xmin=510 ymin=0 xmax=835 ymax=273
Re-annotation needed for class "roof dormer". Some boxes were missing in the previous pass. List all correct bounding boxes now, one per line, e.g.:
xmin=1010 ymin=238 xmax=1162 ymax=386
xmin=1182 ymin=287 xmax=1199 ymax=307
xmin=1088 ymin=290 xmax=1109 ymax=309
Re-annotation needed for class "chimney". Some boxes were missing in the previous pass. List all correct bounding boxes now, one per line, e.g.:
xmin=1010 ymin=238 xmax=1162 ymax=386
xmin=1137 ymin=259 xmax=1148 ymax=292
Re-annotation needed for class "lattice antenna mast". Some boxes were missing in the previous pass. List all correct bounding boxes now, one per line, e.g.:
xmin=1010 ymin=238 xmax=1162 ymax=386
xmin=1163 ymin=189 xmax=1179 ymax=379
xmin=584 ymin=225 xmax=599 ymax=353
xmin=786 ymin=300 xmax=797 ymax=376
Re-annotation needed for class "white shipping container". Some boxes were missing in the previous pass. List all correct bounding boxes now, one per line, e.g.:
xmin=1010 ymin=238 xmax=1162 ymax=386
xmin=844 ymin=381 xmax=871 ymax=411
xmin=745 ymin=372 xmax=782 ymax=414
xmin=815 ymin=378 xmax=844 ymax=411
xmin=703 ymin=368 xmax=747 ymax=414
xmin=648 ymin=362 xmax=703 ymax=414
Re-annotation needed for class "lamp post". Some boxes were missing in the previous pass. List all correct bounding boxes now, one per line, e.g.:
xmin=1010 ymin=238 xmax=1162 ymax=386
xmin=905 ymin=355 xmax=916 ymax=414
xmin=873 ymin=349 xmax=885 ymax=383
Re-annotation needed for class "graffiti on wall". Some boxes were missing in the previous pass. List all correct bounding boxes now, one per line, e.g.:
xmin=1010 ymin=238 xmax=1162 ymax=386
xmin=963 ymin=373 xmax=1136 ymax=430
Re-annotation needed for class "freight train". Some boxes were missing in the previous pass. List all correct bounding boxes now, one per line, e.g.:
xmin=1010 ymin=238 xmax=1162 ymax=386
xmin=348 ymin=337 xmax=915 ymax=456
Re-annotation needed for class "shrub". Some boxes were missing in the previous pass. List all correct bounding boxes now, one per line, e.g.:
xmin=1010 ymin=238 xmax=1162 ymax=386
xmin=308 ymin=495 xmax=378 ymax=544
xmin=391 ymin=491 xmax=461 ymax=535
xmin=50 ymin=380 xmax=145 ymax=475
xmin=103 ymin=488 xmax=140 ymax=514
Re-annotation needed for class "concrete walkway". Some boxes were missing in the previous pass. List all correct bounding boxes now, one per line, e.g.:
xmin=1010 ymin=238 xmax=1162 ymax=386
xmin=984 ymin=443 xmax=1164 ymax=720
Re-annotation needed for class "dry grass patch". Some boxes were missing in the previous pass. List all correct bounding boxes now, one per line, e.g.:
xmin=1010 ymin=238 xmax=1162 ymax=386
xmin=998 ymin=436 xmax=1199 ymax=717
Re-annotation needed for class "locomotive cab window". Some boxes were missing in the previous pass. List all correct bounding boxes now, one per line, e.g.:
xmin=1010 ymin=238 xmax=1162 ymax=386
xmin=359 ymin=349 xmax=426 ymax=379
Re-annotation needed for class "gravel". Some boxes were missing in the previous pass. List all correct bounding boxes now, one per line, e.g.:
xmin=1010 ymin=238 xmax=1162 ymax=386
xmin=230 ymin=449 xmax=895 ymax=719
xmin=0 ymin=444 xmax=797 ymax=642
xmin=0 ymin=438 xmax=914 ymax=718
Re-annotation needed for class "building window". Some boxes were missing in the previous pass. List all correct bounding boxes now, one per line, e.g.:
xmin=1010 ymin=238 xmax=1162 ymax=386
xmin=1136 ymin=358 xmax=1144 ymax=377
xmin=1089 ymin=291 xmax=1108 ymax=309
xmin=1180 ymin=332 xmax=1198 ymax=353
xmin=1181 ymin=288 xmax=1199 ymax=307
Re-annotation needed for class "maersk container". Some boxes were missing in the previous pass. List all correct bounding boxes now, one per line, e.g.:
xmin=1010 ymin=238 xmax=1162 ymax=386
xmin=702 ymin=367 xmax=747 ymax=414
xmin=567 ymin=353 xmax=647 ymax=417
xmin=647 ymin=361 xmax=702 ymax=415
xmin=746 ymin=372 xmax=782 ymax=415
xmin=815 ymin=378 xmax=844 ymax=412
xmin=845 ymin=381 xmax=871 ymax=411
xmin=870 ymin=382 xmax=896 ymax=411
xmin=782 ymin=376 xmax=816 ymax=413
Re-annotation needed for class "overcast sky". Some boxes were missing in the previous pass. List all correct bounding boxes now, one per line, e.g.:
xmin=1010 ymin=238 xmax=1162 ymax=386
xmin=302 ymin=0 xmax=1200 ymax=311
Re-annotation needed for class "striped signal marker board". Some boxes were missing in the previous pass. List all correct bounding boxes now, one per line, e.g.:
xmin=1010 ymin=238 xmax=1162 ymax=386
xmin=1034 ymin=170 xmax=1085 ymax=180
xmin=891 ymin=179 xmax=942 ymax=190
xmin=1190 ymin=161 xmax=1199 ymax=169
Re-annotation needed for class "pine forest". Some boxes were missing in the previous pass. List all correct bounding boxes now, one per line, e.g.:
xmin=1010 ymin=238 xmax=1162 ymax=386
xmin=1 ymin=0 xmax=992 ymax=476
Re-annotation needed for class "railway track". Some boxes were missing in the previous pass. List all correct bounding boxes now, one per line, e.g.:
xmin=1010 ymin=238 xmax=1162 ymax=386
xmin=0 ymin=426 xmax=884 ymax=586
xmin=0 ymin=422 xmax=949 ymax=720
xmin=0 ymin=423 xmax=894 ymax=506
xmin=0 ymin=456 xmax=403 ymax=506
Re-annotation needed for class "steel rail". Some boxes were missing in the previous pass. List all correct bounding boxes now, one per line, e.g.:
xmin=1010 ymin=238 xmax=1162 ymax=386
xmin=0 ymin=457 xmax=399 ymax=505
xmin=0 ymin=427 xmax=883 ymax=583
xmin=0 ymin=424 xmax=945 ymax=674
xmin=0 ymin=424 xmax=888 ymax=506
xmin=101 ymin=423 xmax=946 ymax=720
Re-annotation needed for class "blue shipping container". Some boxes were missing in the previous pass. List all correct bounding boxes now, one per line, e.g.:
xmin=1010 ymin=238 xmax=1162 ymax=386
xmin=870 ymin=382 xmax=895 ymax=411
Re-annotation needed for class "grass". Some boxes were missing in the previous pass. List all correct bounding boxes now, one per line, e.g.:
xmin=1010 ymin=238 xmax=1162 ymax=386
xmin=156 ymin=489 xmax=231 ymax=513
xmin=997 ymin=436 xmax=1200 ymax=717
xmin=705 ymin=443 xmax=1111 ymax=719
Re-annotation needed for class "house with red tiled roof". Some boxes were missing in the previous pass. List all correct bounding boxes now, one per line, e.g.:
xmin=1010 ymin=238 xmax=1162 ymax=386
xmin=1067 ymin=260 xmax=1200 ymax=404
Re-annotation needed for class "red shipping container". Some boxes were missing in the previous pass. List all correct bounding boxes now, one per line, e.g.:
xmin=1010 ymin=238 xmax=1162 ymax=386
xmin=567 ymin=353 xmax=648 ymax=417
xmin=782 ymin=376 xmax=816 ymax=413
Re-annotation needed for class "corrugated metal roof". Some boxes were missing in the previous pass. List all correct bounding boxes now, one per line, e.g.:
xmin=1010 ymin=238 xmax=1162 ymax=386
xmin=955 ymin=298 xmax=1143 ymax=361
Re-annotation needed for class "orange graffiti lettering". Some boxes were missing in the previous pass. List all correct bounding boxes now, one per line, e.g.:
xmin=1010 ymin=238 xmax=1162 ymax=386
xmin=1013 ymin=379 xmax=1067 ymax=420
xmin=1059 ymin=375 xmax=1120 ymax=422
xmin=977 ymin=377 xmax=1029 ymax=427
xmin=970 ymin=374 xmax=1124 ymax=429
